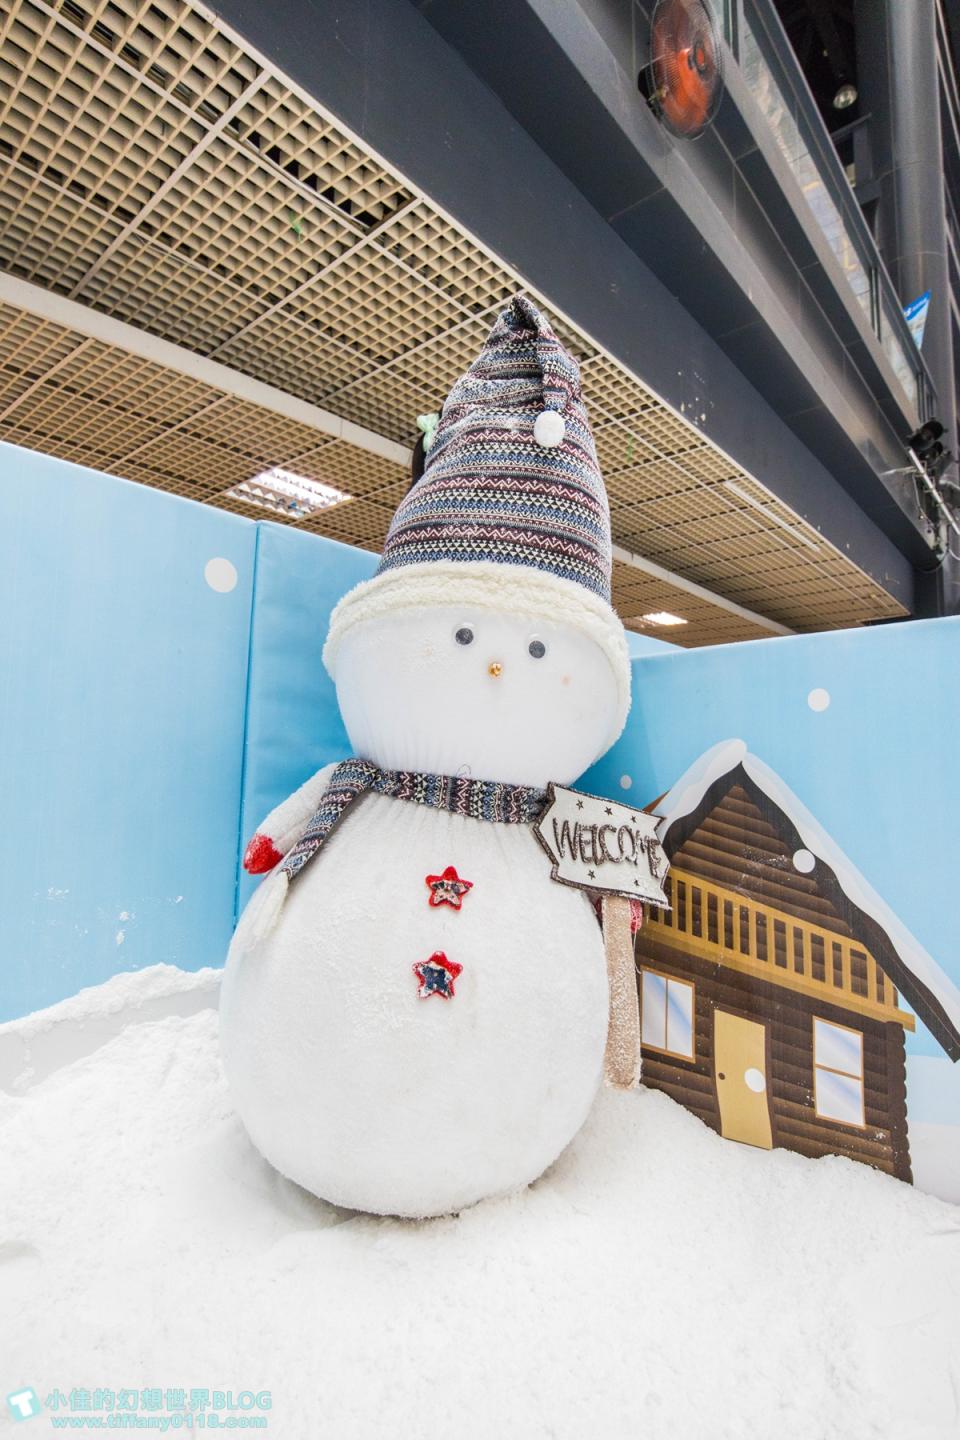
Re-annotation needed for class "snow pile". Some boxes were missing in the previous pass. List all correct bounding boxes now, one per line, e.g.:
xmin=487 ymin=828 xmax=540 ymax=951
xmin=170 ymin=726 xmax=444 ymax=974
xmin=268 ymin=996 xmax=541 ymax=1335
xmin=1 ymin=967 xmax=958 ymax=1440
xmin=0 ymin=962 xmax=220 ymax=1093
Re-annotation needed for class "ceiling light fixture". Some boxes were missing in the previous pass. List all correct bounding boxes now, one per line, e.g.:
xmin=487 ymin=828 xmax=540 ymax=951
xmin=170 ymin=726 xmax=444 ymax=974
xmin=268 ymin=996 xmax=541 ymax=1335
xmin=833 ymin=83 xmax=858 ymax=110
xmin=225 ymin=467 xmax=351 ymax=519
xmin=640 ymin=611 xmax=688 ymax=626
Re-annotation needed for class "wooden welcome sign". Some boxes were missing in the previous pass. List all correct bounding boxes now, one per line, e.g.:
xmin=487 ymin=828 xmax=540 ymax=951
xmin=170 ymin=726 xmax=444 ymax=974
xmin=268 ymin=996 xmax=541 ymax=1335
xmin=534 ymin=784 xmax=670 ymax=907
xmin=535 ymin=785 xmax=670 ymax=1089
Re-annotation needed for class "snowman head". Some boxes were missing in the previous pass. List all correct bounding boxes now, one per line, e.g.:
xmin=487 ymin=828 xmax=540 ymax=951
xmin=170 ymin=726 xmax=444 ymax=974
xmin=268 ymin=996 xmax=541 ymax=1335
xmin=323 ymin=296 xmax=631 ymax=786
xmin=329 ymin=570 xmax=624 ymax=787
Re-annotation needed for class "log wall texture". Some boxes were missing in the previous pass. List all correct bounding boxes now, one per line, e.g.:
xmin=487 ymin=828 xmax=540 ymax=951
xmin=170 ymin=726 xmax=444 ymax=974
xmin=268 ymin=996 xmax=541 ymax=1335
xmin=636 ymin=939 xmax=913 ymax=1183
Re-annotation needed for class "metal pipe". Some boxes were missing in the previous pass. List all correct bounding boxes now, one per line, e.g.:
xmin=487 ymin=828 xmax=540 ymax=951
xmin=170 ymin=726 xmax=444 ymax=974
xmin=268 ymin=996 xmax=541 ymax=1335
xmin=907 ymin=448 xmax=960 ymax=542
xmin=855 ymin=0 xmax=960 ymax=610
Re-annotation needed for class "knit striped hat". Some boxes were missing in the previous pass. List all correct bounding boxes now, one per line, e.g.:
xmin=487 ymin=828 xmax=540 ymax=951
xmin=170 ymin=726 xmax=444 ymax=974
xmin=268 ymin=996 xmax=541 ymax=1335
xmin=324 ymin=295 xmax=630 ymax=741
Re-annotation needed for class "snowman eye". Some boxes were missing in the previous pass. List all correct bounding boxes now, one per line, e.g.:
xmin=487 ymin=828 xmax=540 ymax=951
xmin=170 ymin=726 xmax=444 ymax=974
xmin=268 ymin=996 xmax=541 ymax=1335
xmin=528 ymin=639 xmax=547 ymax=659
xmin=455 ymin=626 xmax=474 ymax=646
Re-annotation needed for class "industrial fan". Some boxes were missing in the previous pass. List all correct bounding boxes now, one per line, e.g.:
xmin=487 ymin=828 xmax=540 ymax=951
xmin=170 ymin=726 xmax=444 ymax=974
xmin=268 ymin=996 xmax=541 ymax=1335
xmin=639 ymin=0 xmax=724 ymax=139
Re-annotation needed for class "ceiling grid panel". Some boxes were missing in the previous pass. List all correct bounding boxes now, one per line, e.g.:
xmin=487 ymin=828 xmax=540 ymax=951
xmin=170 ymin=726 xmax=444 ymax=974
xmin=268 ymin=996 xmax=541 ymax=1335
xmin=0 ymin=0 xmax=908 ymax=645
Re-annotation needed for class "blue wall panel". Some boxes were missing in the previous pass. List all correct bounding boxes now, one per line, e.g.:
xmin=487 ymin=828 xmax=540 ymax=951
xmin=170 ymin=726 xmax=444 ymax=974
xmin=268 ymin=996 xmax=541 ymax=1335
xmin=583 ymin=618 xmax=960 ymax=1061
xmin=4 ymin=439 xmax=957 ymax=1121
xmin=0 ymin=444 xmax=255 ymax=1020
xmin=235 ymin=522 xmax=377 ymax=916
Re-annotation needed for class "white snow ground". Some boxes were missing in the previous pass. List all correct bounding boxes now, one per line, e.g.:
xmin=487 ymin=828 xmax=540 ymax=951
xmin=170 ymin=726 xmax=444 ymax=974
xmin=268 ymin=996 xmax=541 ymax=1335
xmin=2 ymin=966 xmax=959 ymax=1440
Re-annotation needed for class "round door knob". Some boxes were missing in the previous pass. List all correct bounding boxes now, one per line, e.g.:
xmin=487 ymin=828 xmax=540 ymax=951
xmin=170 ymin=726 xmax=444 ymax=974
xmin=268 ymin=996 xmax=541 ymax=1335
xmin=718 ymin=1072 xmax=726 ymax=1080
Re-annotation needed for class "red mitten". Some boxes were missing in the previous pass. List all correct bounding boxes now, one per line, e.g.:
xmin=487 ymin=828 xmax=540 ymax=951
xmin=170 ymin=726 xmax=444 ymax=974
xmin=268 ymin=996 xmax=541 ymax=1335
xmin=243 ymin=834 xmax=283 ymax=874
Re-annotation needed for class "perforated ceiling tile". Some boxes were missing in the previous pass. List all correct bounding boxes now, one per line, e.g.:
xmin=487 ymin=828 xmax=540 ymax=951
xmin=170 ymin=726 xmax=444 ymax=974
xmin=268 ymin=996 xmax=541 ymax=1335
xmin=0 ymin=2 xmax=213 ymax=215
xmin=0 ymin=0 xmax=909 ymax=642
xmin=0 ymin=308 xmax=411 ymax=517
xmin=377 ymin=203 xmax=513 ymax=315
xmin=228 ymin=73 xmax=412 ymax=229
xmin=140 ymin=133 xmax=358 ymax=303
xmin=300 ymin=494 xmax=395 ymax=549
xmin=390 ymin=313 xmax=496 ymax=402
xmin=181 ymin=395 xmax=329 ymax=465
xmin=362 ymin=474 xmax=410 ymax=511
xmin=604 ymin=461 xmax=690 ymax=506
xmin=611 ymin=487 xmax=735 ymax=532
xmin=1 ymin=379 xmax=140 ymax=455
xmin=112 ymin=430 xmax=255 ymax=486
xmin=580 ymin=355 xmax=658 ymax=421
xmin=82 ymin=236 xmax=263 ymax=353
xmin=323 ymin=370 xmax=427 ymax=447
xmin=214 ymin=311 xmax=371 ymax=401
xmin=0 ymin=308 xmax=83 ymax=409
xmin=678 ymin=446 xmax=742 ymax=484
xmin=593 ymin=422 xmax=660 ymax=479
xmin=296 ymin=247 xmax=467 ymax=366
xmin=0 ymin=167 xmax=123 ymax=293
xmin=114 ymin=461 xmax=227 ymax=501
xmin=286 ymin=438 xmax=406 ymax=497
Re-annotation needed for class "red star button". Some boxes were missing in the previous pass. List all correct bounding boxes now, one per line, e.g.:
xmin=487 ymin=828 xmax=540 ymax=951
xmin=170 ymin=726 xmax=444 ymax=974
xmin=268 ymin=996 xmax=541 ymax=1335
xmin=413 ymin=951 xmax=463 ymax=999
xmin=425 ymin=865 xmax=473 ymax=910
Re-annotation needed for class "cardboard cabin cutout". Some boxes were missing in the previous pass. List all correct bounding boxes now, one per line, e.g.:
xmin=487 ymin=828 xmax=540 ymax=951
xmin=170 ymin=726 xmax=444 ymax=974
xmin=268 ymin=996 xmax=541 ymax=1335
xmin=636 ymin=741 xmax=960 ymax=1184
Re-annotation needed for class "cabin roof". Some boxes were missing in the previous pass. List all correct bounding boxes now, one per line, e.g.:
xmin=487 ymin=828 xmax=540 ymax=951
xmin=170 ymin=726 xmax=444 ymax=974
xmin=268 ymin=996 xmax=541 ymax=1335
xmin=654 ymin=740 xmax=960 ymax=1060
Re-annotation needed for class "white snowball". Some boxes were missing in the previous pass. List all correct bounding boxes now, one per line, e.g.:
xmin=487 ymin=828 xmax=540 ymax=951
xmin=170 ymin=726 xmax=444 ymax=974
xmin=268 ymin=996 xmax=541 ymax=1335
xmin=533 ymin=410 xmax=566 ymax=448
xmin=204 ymin=557 xmax=238 ymax=593
xmin=619 ymin=774 xmax=633 ymax=790
xmin=807 ymin=687 xmax=830 ymax=712
xmin=744 ymin=1067 xmax=766 ymax=1093
xmin=792 ymin=848 xmax=815 ymax=874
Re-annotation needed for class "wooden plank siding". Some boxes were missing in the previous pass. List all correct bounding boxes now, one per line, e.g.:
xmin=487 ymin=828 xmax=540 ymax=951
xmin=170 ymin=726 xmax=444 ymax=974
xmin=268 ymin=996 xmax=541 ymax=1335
xmin=636 ymin=938 xmax=913 ymax=1182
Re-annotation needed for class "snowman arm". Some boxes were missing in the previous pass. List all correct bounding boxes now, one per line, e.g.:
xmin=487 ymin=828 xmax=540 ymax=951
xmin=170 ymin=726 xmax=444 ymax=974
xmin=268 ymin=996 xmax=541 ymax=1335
xmin=242 ymin=761 xmax=339 ymax=873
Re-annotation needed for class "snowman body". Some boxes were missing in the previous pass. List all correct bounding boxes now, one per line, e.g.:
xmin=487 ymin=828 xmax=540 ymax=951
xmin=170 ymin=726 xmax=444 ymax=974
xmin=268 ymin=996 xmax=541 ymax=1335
xmin=221 ymin=598 xmax=626 ymax=1218
xmin=220 ymin=792 xmax=608 ymax=1216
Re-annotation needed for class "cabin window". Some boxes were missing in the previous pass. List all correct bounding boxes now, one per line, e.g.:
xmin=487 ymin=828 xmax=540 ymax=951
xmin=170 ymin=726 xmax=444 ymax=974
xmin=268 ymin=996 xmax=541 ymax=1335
xmin=813 ymin=1018 xmax=865 ymax=1127
xmin=641 ymin=969 xmax=695 ymax=1059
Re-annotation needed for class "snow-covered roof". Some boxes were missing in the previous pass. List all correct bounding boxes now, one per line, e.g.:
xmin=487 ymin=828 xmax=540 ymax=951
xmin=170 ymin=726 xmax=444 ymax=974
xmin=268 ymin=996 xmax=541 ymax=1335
xmin=655 ymin=739 xmax=960 ymax=1053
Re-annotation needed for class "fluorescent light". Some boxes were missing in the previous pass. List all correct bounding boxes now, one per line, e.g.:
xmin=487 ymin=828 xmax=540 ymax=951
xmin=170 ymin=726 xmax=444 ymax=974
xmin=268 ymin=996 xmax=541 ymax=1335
xmin=640 ymin=611 xmax=688 ymax=627
xmin=225 ymin=467 xmax=351 ymax=519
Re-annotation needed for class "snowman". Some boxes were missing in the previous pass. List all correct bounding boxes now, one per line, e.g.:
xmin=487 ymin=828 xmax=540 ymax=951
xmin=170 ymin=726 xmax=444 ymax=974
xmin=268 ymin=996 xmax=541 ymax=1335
xmin=220 ymin=295 xmax=633 ymax=1218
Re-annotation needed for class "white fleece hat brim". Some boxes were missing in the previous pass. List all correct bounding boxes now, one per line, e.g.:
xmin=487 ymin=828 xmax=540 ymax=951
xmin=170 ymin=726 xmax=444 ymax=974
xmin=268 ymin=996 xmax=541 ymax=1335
xmin=323 ymin=559 xmax=632 ymax=751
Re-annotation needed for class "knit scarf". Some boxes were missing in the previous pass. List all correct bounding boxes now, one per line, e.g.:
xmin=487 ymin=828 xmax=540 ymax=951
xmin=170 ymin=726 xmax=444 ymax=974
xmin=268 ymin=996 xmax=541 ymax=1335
xmin=280 ymin=757 xmax=549 ymax=883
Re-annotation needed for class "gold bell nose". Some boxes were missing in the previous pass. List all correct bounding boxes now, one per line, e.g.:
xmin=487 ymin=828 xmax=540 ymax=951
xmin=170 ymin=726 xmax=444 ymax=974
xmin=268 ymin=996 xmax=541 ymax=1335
xmin=488 ymin=661 xmax=503 ymax=678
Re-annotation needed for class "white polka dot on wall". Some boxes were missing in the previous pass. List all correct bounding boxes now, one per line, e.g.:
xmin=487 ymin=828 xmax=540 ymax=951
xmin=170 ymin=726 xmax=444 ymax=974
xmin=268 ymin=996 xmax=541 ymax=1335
xmin=204 ymin=558 xmax=238 ymax=593
xmin=807 ymin=687 xmax=831 ymax=712
xmin=792 ymin=849 xmax=815 ymax=874
xmin=619 ymin=775 xmax=633 ymax=790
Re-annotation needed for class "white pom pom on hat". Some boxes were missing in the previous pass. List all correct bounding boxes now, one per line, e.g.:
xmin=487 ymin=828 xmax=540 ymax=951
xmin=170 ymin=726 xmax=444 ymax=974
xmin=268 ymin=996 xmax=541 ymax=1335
xmin=533 ymin=408 xmax=566 ymax=448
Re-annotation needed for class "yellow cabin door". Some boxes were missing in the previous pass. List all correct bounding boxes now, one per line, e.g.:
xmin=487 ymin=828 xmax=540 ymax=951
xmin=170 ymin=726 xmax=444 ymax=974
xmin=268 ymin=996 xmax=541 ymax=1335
xmin=714 ymin=1010 xmax=773 ymax=1149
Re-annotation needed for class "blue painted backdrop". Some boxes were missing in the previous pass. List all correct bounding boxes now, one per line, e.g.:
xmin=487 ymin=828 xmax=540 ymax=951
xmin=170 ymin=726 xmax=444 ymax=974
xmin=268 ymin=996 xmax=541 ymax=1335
xmin=235 ymin=522 xmax=377 ymax=916
xmin=2 ymin=438 xmax=958 ymax=1118
xmin=582 ymin=617 xmax=960 ymax=1065
xmin=0 ymin=444 xmax=253 ymax=1019
xmin=0 ymin=445 xmax=376 ymax=1021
